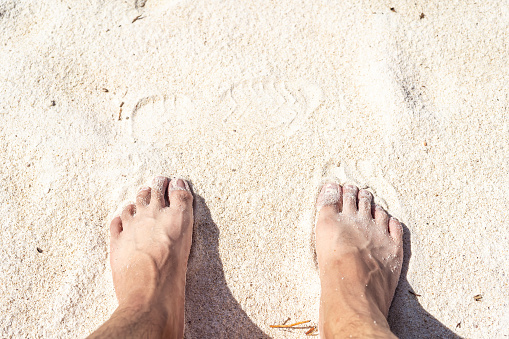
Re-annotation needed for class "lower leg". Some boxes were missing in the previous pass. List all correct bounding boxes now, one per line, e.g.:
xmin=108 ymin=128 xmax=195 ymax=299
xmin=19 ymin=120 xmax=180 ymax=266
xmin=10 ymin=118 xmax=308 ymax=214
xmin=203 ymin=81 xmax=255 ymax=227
xmin=89 ymin=303 xmax=168 ymax=338
xmin=319 ymin=253 xmax=397 ymax=338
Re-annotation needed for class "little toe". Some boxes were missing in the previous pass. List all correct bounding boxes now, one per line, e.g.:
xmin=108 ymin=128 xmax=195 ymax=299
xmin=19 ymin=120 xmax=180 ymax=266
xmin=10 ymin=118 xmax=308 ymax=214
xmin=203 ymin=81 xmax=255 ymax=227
xmin=151 ymin=176 xmax=169 ymax=208
xmin=136 ymin=186 xmax=151 ymax=208
xmin=168 ymin=179 xmax=193 ymax=214
xmin=342 ymin=185 xmax=359 ymax=214
xmin=357 ymin=189 xmax=373 ymax=219
xmin=374 ymin=205 xmax=389 ymax=231
xmin=110 ymin=216 xmax=123 ymax=238
xmin=121 ymin=204 xmax=136 ymax=221
xmin=389 ymin=217 xmax=403 ymax=245
xmin=316 ymin=182 xmax=342 ymax=213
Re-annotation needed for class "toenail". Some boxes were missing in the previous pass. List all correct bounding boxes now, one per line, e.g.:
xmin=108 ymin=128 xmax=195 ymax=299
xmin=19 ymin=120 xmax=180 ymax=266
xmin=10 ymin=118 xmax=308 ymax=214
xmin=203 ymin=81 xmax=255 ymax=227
xmin=169 ymin=178 xmax=190 ymax=192
xmin=153 ymin=176 xmax=166 ymax=190
xmin=317 ymin=183 xmax=340 ymax=208
xmin=139 ymin=186 xmax=150 ymax=191
xmin=345 ymin=185 xmax=356 ymax=191
xmin=323 ymin=182 xmax=339 ymax=192
xmin=359 ymin=190 xmax=371 ymax=197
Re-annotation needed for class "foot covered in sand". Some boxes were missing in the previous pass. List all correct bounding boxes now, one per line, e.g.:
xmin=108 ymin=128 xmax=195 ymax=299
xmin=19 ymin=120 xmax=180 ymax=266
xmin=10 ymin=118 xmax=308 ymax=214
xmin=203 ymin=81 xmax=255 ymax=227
xmin=316 ymin=183 xmax=403 ymax=338
xmin=104 ymin=176 xmax=194 ymax=338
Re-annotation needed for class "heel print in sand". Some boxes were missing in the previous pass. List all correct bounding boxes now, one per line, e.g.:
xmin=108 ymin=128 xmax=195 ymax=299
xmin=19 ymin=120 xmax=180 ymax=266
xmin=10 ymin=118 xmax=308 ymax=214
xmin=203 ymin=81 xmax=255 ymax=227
xmin=128 ymin=94 xmax=194 ymax=146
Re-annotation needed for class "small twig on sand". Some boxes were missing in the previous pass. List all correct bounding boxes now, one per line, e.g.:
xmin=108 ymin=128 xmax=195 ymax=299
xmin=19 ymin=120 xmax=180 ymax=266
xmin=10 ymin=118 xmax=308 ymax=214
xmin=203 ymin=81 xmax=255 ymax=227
xmin=305 ymin=326 xmax=317 ymax=335
xmin=408 ymin=290 xmax=421 ymax=297
xmin=118 ymin=102 xmax=124 ymax=120
xmin=132 ymin=15 xmax=144 ymax=23
xmin=270 ymin=320 xmax=310 ymax=328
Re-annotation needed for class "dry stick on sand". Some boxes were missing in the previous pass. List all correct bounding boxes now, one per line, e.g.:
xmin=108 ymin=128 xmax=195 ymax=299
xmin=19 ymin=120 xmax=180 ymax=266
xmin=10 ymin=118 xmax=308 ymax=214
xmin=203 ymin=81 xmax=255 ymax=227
xmin=305 ymin=326 xmax=317 ymax=335
xmin=269 ymin=320 xmax=311 ymax=328
xmin=270 ymin=319 xmax=319 ymax=336
xmin=132 ymin=15 xmax=143 ymax=23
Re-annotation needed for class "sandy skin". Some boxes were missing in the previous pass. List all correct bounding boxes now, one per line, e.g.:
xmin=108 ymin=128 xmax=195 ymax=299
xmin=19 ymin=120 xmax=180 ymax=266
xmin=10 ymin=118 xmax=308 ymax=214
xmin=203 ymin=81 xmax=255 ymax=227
xmin=89 ymin=176 xmax=194 ymax=338
xmin=316 ymin=183 xmax=403 ymax=338
xmin=89 ymin=179 xmax=402 ymax=338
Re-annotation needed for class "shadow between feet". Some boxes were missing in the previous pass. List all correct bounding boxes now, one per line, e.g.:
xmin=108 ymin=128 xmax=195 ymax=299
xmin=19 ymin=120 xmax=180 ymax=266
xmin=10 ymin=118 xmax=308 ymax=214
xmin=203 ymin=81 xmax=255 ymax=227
xmin=388 ymin=224 xmax=462 ymax=339
xmin=185 ymin=192 xmax=453 ymax=338
xmin=184 ymin=194 xmax=270 ymax=338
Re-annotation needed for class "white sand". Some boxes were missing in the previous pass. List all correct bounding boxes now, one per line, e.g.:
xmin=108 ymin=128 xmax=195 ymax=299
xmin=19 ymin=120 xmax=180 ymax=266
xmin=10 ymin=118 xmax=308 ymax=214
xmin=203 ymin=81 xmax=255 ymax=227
xmin=1 ymin=0 xmax=508 ymax=337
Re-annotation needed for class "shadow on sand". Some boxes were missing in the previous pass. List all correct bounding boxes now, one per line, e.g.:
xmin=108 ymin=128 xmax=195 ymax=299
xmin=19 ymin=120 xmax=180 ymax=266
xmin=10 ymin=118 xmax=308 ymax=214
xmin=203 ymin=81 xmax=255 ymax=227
xmin=388 ymin=224 xmax=462 ymax=339
xmin=184 ymin=194 xmax=270 ymax=338
xmin=185 ymin=194 xmax=460 ymax=338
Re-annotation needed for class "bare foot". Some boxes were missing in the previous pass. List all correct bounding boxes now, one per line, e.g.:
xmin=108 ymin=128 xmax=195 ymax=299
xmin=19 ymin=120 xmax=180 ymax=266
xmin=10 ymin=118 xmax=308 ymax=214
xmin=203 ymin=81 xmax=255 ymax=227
xmin=315 ymin=183 xmax=403 ymax=338
xmin=90 ymin=176 xmax=194 ymax=339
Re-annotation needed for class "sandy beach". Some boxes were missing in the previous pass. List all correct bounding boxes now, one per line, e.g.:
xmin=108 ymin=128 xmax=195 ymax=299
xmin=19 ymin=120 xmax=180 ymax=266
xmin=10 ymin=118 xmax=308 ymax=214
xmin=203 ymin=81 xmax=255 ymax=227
xmin=1 ymin=0 xmax=508 ymax=337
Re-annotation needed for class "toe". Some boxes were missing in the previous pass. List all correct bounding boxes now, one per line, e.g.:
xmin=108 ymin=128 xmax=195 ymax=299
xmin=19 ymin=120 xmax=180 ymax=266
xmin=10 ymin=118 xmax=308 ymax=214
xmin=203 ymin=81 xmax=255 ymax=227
xmin=136 ymin=186 xmax=151 ymax=207
xmin=374 ymin=205 xmax=389 ymax=230
xmin=357 ymin=189 xmax=373 ymax=219
xmin=121 ymin=204 xmax=136 ymax=220
xmin=151 ymin=176 xmax=169 ymax=208
xmin=389 ymin=217 xmax=403 ymax=244
xmin=342 ymin=185 xmax=359 ymax=214
xmin=316 ymin=182 xmax=342 ymax=212
xmin=168 ymin=179 xmax=193 ymax=213
xmin=110 ymin=216 xmax=123 ymax=238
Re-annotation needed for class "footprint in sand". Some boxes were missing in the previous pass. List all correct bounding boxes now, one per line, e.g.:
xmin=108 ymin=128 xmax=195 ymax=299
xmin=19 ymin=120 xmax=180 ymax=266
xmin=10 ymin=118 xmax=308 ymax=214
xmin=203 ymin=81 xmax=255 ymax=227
xmin=129 ymin=94 xmax=194 ymax=146
xmin=219 ymin=78 xmax=323 ymax=136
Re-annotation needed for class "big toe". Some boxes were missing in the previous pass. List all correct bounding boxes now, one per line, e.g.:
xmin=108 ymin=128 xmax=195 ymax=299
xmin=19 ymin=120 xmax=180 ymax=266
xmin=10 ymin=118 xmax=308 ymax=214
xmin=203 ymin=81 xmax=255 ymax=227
xmin=316 ymin=182 xmax=342 ymax=213
xmin=167 ymin=179 xmax=193 ymax=214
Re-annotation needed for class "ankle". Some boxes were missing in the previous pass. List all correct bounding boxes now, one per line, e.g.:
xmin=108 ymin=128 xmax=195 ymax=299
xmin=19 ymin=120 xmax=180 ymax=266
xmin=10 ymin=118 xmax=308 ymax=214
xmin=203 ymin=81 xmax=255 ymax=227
xmin=116 ymin=300 xmax=168 ymax=321
xmin=321 ymin=314 xmax=396 ymax=339
xmin=320 ymin=299 xmax=395 ymax=338
xmin=320 ymin=281 xmax=395 ymax=338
